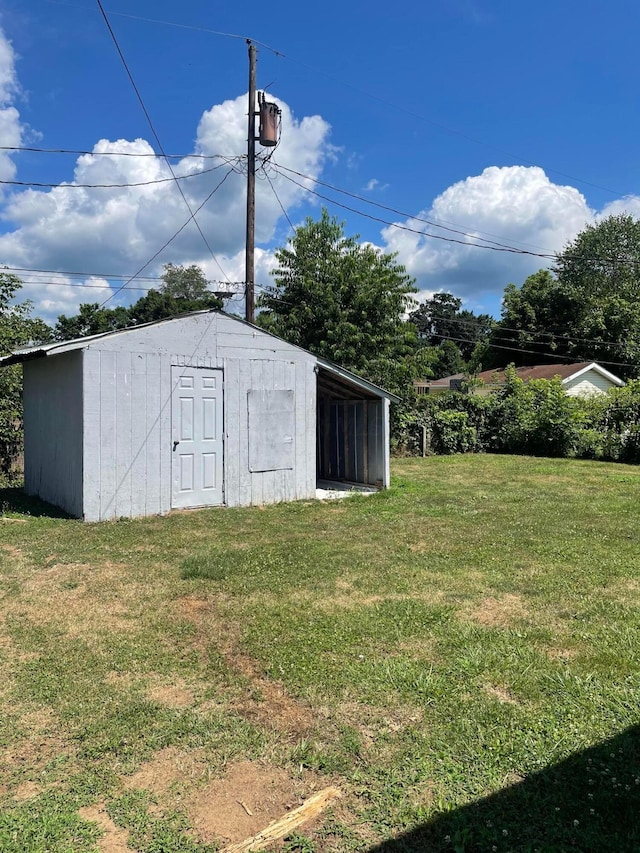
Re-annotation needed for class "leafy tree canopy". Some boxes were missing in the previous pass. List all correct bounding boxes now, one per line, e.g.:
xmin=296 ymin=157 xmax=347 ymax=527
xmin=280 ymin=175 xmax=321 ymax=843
xmin=256 ymin=209 xmax=419 ymax=385
xmin=409 ymin=291 xmax=494 ymax=375
xmin=483 ymin=269 xmax=574 ymax=368
xmin=486 ymin=215 xmax=640 ymax=379
xmin=54 ymin=263 xmax=223 ymax=341
xmin=54 ymin=302 xmax=130 ymax=340
xmin=160 ymin=263 xmax=211 ymax=300
xmin=0 ymin=272 xmax=52 ymax=474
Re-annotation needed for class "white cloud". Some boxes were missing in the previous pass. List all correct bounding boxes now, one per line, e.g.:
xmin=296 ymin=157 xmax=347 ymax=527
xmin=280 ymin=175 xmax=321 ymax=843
xmin=599 ymin=195 xmax=640 ymax=220
xmin=17 ymin=273 xmax=122 ymax=326
xmin=0 ymin=92 xmax=332 ymax=320
xmin=381 ymin=165 xmax=599 ymax=301
xmin=0 ymin=29 xmax=25 ymax=182
xmin=363 ymin=178 xmax=388 ymax=192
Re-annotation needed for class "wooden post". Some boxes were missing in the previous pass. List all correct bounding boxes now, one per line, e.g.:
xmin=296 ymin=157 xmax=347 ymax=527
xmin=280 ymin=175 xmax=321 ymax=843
xmin=245 ymin=41 xmax=256 ymax=324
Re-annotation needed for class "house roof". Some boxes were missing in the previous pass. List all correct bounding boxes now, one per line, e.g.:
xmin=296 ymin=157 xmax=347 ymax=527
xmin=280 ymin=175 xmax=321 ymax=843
xmin=427 ymin=361 xmax=625 ymax=389
xmin=1 ymin=310 xmax=401 ymax=403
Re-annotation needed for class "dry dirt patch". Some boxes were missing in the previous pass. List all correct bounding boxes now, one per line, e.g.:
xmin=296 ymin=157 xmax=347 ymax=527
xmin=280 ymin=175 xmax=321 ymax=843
xmin=0 ymin=543 xmax=24 ymax=557
xmin=177 ymin=595 xmax=316 ymax=739
xmin=125 ymin=746 xmax=211 ymax=799
xmin=78 ymin=804 xmax=133 ymax=853
xmin=4 ymin=561 xmax=145 ymax=641
xmin=331 ymin=701 xmax=423 ymax=746
xmin=483 ymin=683 xmax=520 ymax=705
xmin=186 ymin=760 xmax=313 ymax=845
xmin=464 ymin=593 xmax=530 ymax=628
xmin=123 ymin=749 xmax=323 ymax=847
xmin=3 ymin=708 xmax=74 ymax=773
xmin=147 ymin=682 xmax=195 ymax=709
xmin=602 ymin=576 xmax=640 ymax=604
xmin=545 ymin=646 xmax=578 ymax=661
xmin=12 ymin=780 xmax=42 ymax=801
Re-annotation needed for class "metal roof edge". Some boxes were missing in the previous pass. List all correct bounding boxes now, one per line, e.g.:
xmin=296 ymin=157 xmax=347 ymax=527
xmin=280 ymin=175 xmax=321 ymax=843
xmin=0 ymin=310 xmax=222 ymax=367
xmin=316 ymin=357 xmax=401 ymax=403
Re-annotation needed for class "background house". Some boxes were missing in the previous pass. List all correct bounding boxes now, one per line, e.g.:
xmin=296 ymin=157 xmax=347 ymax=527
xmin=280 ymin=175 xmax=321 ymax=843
xmin=415 ymin=362 xmax=625 ymax=397
xmin=1 ymin=312 xmax=396 ymax=521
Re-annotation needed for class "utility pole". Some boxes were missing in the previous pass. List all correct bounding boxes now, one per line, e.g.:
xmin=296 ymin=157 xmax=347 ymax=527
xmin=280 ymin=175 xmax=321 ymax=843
xmin=245 ymin=41 xmax=257 ymax=324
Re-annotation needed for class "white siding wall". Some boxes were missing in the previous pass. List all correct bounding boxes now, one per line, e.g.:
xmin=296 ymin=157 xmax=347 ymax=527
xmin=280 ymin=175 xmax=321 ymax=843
xmin=82 ymin=349 xmax=175 ymax=521
xmin=23 ymin=352 xmax=83 ymax=517
xmin=80 ymin=314 xmax=317 ymax=520
xmin=564 ymin=371 xmax=617 ymax=397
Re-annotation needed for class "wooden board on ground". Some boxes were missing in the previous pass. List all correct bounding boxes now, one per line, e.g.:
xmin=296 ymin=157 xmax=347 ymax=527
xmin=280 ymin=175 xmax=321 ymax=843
xmin=222 ymin=787 xmax=341 ymax=852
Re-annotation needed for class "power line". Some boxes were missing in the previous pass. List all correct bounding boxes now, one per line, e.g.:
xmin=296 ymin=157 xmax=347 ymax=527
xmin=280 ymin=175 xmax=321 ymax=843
xmin=0 ymin=141 xmax=562 ymax=256
xmin=0 ymin=159 xmax=238 ymax=189
xmin=2 ymin=265 xmax=162 ymax=280
xmin=272 ymin=166 xmax=558 ymax=259
xmin=95 ymin=0 xmax=231 ymax=285
xmin=413 ymin=303 xmax=640 ymax=351
xmin=15 ymin=279 xmax=151 ymax=292
xmin=100 ymin=9 xmax=627 ymax=199
xmin=272 ymin=165 xmax=640 ymax=265
xmin=105 ymin=10 xmax=285 ymax=56
xmin=270 ymin=161 xmax=559 ymax=255
xmin=261 ymin=167 xmax=295 ymax=235
xmin=427 ymin=331 xmax=639 ymax=370
xmin=98 ymin=165 xmax=235 ymax=308
xmin=8 ymin=277 xmax=245 ymax=292
xmin=0 ymin=145 xmax=223 ymax=159
xmin=16 ymin=272 xmax=638 ymax=355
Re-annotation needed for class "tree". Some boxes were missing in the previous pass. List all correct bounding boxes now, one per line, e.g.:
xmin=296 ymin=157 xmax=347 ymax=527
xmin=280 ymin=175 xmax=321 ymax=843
xmin=159 ymin=263 xmax=211 ymax=300
xmin=257 ymin=209 xmax=419 ymax=386
xmin=483 ymin=269 xmax=577 ymax=368
xmin=409 ymin=292 xmax=494 ymax=362
xmin=430 ymin=339 xmax=467 ymax=379
xmin=55 ymin=303 xmax=130 ymax=340
xmin=486 ymin=215 xmax=640 ymax=378
xmin=409 ymin=291 xmax=494 ymax=378
xmin=0 ymin=273 xmax=51 ymax=476
xmin=54 ymin=263 xmax=223 ymax=341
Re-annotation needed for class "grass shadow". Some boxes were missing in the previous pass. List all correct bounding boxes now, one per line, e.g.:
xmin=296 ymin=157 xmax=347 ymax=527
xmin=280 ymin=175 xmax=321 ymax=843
xmin=368 ymin=725 xmax=640 ymax=852
xmin=0 ymin=487 xmax=71 ymax=519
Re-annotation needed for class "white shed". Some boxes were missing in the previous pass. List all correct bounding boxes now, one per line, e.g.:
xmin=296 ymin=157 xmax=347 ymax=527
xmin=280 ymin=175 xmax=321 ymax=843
xmin=2 ymin=312 xmax=397 ymax=521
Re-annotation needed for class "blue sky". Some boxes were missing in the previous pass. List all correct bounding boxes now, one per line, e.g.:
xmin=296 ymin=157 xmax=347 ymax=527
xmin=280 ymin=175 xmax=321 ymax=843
xmin=1 ymin=0 xmax=639 ymax=324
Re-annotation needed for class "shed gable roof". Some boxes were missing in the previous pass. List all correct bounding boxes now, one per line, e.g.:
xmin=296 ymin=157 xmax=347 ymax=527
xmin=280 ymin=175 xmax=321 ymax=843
xmin=1 ymin=309 xmax=399 ymax=402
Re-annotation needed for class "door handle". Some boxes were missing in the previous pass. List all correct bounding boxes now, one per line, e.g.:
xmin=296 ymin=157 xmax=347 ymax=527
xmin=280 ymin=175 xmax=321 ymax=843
xmin=173 ymin=440 xmax=180 ymax=451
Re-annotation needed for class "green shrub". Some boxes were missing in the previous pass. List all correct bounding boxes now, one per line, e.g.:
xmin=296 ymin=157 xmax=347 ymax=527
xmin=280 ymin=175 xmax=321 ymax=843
xmin=573 ymin=428 xmax=604 ymax=460
xmin=431 ymin=410 xmax=477 ymax=454
xmin=488 ymin=369 xmax=579 ymax=457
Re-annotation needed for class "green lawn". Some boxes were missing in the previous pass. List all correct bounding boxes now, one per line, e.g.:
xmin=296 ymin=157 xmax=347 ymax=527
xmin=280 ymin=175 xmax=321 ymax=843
xmin=0 ymin=455 xmax=639 ymax=852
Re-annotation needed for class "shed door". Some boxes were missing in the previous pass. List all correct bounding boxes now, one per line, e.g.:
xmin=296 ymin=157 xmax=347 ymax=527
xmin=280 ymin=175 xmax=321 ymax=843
xmin=171 ymin=367 xmax=223 ymax=508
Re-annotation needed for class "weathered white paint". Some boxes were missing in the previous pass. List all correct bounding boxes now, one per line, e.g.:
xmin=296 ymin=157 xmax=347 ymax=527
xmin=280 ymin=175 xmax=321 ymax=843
xmin=382 ymin=398 xmax=391 ymax=488
xmin=13 ymin=313 xmax=394 ymax=521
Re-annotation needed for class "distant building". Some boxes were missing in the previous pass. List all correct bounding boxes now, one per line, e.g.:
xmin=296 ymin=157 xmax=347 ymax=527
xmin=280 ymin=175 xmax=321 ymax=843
xmin=414 ymin=362 xmax=625 ymax=397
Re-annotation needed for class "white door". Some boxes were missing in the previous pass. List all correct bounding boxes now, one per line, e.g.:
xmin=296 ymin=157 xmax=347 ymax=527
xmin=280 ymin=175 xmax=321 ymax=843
xmin=171 ymin=366 xmax=223 ymax=508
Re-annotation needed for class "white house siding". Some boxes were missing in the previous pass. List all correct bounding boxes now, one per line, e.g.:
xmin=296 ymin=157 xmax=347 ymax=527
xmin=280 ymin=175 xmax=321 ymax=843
xmin=23 ymin=351 xmax=84 ymax=517
xmin=564 ymin=371 xmax=616 ymax=397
